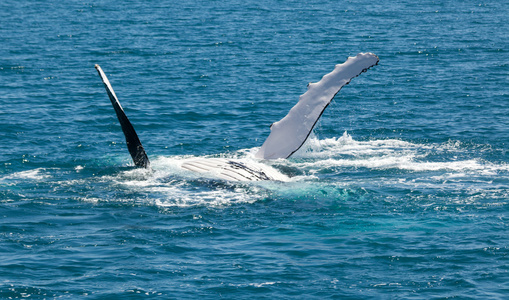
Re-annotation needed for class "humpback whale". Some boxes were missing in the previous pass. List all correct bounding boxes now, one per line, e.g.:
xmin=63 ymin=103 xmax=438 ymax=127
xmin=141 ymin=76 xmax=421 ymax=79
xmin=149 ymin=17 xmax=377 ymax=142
xmin=95 ymin=53 xmax=379 ymax=181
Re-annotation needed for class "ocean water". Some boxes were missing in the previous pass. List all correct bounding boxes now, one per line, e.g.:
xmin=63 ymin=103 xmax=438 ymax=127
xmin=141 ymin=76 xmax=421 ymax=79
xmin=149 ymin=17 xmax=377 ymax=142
xmin=1 ymin=0 xmax=508 ymax=298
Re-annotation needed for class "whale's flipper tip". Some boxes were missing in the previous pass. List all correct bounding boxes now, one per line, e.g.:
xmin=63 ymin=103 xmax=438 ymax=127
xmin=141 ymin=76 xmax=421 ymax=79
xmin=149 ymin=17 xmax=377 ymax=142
xmin=255 ymin=53 xmax=379 ymax=160
xmin=95 ymin=65 xmax=150 ymax=169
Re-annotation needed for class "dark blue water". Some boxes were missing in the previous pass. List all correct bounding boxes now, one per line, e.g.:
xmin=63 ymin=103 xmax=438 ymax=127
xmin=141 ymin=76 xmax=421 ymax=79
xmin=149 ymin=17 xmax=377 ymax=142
xmin=1 ymin=0 xmax=508 ymax=298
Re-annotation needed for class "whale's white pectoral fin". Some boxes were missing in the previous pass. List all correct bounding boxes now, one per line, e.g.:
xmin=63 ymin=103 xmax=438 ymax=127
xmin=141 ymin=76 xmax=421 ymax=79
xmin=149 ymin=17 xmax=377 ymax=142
xmin=255 ymin=53 xmax=379 ymax=160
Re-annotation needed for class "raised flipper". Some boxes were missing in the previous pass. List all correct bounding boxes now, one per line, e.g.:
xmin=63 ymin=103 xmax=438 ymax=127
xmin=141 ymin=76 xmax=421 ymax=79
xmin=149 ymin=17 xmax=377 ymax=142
xmin=255 ymin=53 xmax=379 ymax=160
xmin=95 ymin=65 xmax=150 ymax=168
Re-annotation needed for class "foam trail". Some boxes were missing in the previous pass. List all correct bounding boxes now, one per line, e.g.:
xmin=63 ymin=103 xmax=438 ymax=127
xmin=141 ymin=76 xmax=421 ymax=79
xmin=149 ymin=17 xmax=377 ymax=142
xmin=280 ymin=132 xmax=509 ymax=174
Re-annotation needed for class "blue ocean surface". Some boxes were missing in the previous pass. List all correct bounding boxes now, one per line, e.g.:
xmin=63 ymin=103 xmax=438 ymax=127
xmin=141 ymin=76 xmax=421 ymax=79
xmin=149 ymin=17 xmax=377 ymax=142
xmin=1 ymin=0 xmax=508 ymax=298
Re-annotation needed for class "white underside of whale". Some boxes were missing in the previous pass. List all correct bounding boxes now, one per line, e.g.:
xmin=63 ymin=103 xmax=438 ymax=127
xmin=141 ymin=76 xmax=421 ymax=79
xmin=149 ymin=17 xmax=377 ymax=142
xmin=181 ymin=158 xmax=289 ymax=181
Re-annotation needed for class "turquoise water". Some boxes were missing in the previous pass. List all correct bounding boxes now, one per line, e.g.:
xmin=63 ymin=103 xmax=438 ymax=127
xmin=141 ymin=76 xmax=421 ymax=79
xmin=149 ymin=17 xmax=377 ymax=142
xmin=1 ymin=0 xmax=508 ymax=298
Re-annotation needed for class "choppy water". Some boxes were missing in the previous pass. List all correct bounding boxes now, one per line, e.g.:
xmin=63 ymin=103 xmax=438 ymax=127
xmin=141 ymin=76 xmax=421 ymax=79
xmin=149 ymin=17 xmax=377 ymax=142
xmin=1 ymin=0 xmax=508 ymax=298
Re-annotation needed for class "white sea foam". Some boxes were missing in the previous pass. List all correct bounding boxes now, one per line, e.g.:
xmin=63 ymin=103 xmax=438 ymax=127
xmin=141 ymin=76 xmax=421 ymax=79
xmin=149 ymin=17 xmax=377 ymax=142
xmin=1 ymin=168 xmax=51 ymax=183
xmin=287 ymin=132 xmax=508 ymax=174
xmin=291 ymin=156 xmax=496 ymax=172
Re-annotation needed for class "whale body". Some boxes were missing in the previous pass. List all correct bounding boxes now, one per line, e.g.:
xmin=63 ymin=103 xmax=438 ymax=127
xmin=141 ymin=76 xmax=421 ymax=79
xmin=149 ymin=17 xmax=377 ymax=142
xmin=95 ymin=53 xmax=379 ymax=181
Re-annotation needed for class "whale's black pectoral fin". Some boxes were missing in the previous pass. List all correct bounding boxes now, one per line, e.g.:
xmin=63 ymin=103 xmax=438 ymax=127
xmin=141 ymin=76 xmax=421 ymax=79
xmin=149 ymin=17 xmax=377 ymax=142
xmin=95 ymin=65 xmax=150 ymax=168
